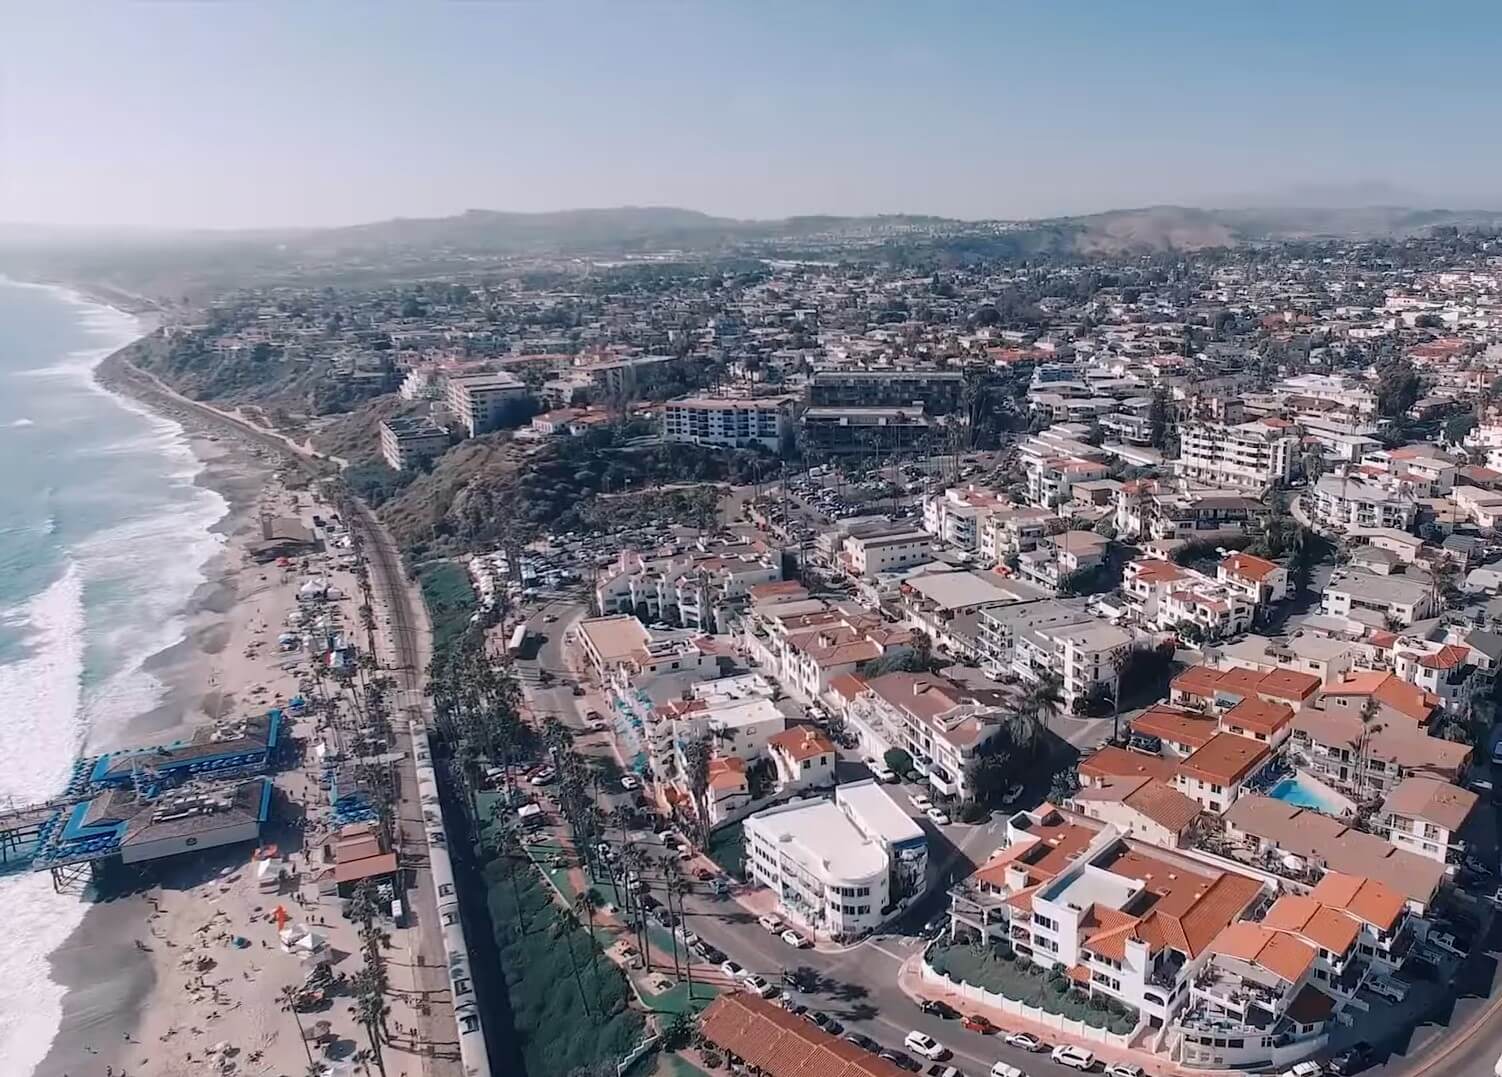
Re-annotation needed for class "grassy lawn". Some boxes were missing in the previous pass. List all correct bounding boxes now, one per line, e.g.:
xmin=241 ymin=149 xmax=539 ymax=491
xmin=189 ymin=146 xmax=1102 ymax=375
xmin=417 ymin=559 xmax=476 ymax=659
xmin=641 ymin=978 xmax=721 ymax=1017
xmin=930 ymin=941 xmax=1136 ymax=1035
xmin=484 ymin=849 xmax=646 ymax=1077
xmin=705 ymin=822 xmax=746 ymax=880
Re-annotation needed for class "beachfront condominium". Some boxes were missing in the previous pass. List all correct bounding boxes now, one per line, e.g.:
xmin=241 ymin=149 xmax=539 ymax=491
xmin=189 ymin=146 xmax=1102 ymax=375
xmin=379 ymin=415 xmax=451 ymax=471
xmin=661 ymin=395 xmax=795 ymax=451
xmin=744 ymin=778 xmax=927 ymax=938
xmin=445 ymin=370 xmax=529 ymax=436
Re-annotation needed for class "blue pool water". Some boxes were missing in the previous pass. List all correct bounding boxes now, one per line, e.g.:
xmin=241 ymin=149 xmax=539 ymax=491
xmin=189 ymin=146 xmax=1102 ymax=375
xmin=1268 ymin=775 xmax=1344 ymax=814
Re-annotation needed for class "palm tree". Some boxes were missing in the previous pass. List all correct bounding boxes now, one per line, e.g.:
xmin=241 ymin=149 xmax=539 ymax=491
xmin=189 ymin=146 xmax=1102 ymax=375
xmin=279 ymin=984 xmax=316 ymax=1069
xmin=1010 ymin=672 xmax=1063 ymax=749
xmin=680 ymin=735 xmax=713 ymax=846
xmin=352 ymin=966 xmax=388 ymax=1077
xmin=666 ymin=867 xmax=698 ymax=1001
xmin=554 ymin=908 xmax=593 ymax=1015
xmin=575 ymin=889 xmax=602 ymax=986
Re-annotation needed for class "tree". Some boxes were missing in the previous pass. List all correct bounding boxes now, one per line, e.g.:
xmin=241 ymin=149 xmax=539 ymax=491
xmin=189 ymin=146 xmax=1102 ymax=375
xmin=1375 ymin=357 xmax=1421 ymax=419
xmin=1445 ymin=413 xmax=1477 ymax=445
xmin=910 ymin=629 xmax=934 ymax=671
xmin=278 ymin=983 xmax=316 ymax=1069
xmin=884 ymin=748 xmax=914 ymax=775
xmin=554 ymin=908 xmax=594 ymax=1015
xmin=680 ymin=735 xmax=713 ymax=846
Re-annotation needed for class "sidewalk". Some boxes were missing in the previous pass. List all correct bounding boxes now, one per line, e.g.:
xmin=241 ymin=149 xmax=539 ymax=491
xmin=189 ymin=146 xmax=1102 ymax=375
xmin=895 ymin=954 xmax=1194 ymax=1077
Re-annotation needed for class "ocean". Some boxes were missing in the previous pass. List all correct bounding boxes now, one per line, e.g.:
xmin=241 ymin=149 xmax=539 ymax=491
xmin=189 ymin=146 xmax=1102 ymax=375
xmin=0 ymin=279 xmax=229 ymax=1076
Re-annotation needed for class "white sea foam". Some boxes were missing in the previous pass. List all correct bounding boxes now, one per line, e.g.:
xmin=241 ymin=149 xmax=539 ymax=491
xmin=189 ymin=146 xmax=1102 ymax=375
xmin=8 ymin=418 xmax=34 ymax=428
xmin=0 ymin=283 xmax=226 ymax=1076
xmin=0 ymin=566 xmax=90 ymax=1077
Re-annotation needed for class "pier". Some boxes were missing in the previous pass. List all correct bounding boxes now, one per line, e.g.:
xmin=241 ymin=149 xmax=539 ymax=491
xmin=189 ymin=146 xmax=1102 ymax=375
xmin=0 ymin=708 xmax=284 ymax=888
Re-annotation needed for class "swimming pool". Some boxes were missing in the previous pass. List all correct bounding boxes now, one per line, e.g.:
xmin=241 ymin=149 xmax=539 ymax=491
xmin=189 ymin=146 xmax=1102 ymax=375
xmin=1267 ymin=775 xmax=1346 ymax=815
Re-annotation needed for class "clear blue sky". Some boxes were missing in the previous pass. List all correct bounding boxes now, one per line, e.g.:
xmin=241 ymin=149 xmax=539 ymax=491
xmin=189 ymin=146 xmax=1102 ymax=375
xmin=3 ymin=2 xmax=1500 ymax=229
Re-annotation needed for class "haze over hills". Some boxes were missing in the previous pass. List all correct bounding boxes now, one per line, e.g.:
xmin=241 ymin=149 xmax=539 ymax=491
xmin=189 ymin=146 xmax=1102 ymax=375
xmin=5 ymin=201 xmax=1502 ymax=304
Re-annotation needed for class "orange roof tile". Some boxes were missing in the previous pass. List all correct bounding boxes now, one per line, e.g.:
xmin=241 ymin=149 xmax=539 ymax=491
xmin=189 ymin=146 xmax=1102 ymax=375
xmin=1308 ymin=872 xmax=1406 ymax=933
xmin=768 ymin=727 xmax=836 ymax=764
xmin=1177 ymin=733 xmax=1270 ymax=786
xmin=1222 ymin=552 xmax=1281 ymax=582
xmin=1222 ymin=696 xmax=1294 ymax=736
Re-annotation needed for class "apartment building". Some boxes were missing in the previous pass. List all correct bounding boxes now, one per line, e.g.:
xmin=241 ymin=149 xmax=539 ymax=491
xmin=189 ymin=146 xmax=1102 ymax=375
xmin=922 ymin=485 xmax=1009 ymax=550
xmin=1017 ymin=529 xmax=1109 ymax=594
xmin=1223 ymin=795 xmax=1447 ymax=914
xmin=1116 ymin=481 xmax=1262 ymax=543
xmin=978 ymin=505 xmax=1058 ymax=562
xmin=767 ymin=727 xmax=837 ymax=792
xmin=572 ymin=614 xmax=714 ymax=687
xmin=898 ymin=569 xmax=1044 ymax=658
xmin=976 ymin=599 xmax=1132 ymax=711
xmin=1312 ymin=474 xmax=1418 ymax=531
xmin=807 ymin=367 xmax=964 ymax=413
xmin=378 ymin=415 xmax=450 ymax=471
xmin=842 ymin=672 xmax=1003 ymax=800
xmin=661 ymin=395 xmax=794 ymax=451
xmin=741 ymin=599 xmax=913 ymax=700
xmin=798 ymin=405 xmax=932 ymax=455
xmin=1390 ymin=640 xmax=1479 ymax=715
xmin=948 ymin=808 xmax=1265 ymax=1037
xmin=445 ymin=370 xmax=528 ymax=436
xmin=1177 ymin=418 xmax=1299 ymax=491
xmin=841 ymin=528 xmax=933 ymax=578
xmin=1218 ymin=552 xmax=1289 ymax=606
xmin=1173 ymin=732 xmax=1271 ymax=813
xmin=1380 ymin=775 xmax=1477 ymax=867
xmin=744 ymin=779 xmax=927 ymax=938
xmin=1122 ymin=559 xmax=1256 ymax=640
xmin=594 ymin=540 xmax=781 ymax=632
xmin=617 ymin=672 xmax=779 ymax=790
xmin=1321 ymin=566 xmax=1437 ymax=628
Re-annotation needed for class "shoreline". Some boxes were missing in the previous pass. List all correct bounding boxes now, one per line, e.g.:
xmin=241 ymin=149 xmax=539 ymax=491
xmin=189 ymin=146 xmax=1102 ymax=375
xmin=35 ymin=354 xmax=283 ymax=1077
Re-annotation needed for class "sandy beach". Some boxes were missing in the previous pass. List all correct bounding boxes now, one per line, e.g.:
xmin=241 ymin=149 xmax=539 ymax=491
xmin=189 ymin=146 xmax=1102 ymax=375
xmin=32 ymin=409 xmax=424 ymax=1077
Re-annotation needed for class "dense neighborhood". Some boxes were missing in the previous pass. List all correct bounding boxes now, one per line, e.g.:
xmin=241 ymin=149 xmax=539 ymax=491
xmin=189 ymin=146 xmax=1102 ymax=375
xmin=104 ymin=221 xmax=1502 ymax=1077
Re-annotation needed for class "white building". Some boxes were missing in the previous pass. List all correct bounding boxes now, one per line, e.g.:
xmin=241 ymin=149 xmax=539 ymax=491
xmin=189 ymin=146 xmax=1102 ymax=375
xmin=379 ymin=416 xmax=450 ymax=471
xmin=1321 ymin=567 xmax=1437 ymax=628
xmin=1311 ymin=474 xmax=1417 ymax=531
xmin=661 ymin=395 xmax=795 ymax=451
xmin=1379 ymin=775 xmax=1477 ymax=867
xmin=594 ymin=540 xmax=781 ymax=632
xmin=842 ymin=529 xmax=933 ymax=578
xmin=841 ymin=672 xmax=1004 ymax=800
xmin=744 ymin=780 xmax=927 ymax=939
xmin=922 ymin=486 xmax=1009 ymax=550
xmin=975 ymin=599 xmax=1131 ymax=711
xmin=1177 ymin=418 xmax=1299 ymax=491
xmin=445 ymin=371 xmax=529 ymax=436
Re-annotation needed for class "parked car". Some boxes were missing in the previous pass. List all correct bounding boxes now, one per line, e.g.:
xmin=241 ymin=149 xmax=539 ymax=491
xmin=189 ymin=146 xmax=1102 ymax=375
xmin=758 ymin=914 xmax=784 ymax=933
xmin=989 ymin=1064 xmax=1023 ymax=1077
xmin=1004 ymin=1032 xmax=1045 ymax=1052
xmin=1328 ymin=1043 xmax=1372 ymax=1075
xmin=742 ymin=974 xmax=777 ymax=998
xmin=1366 ymin=975 xmax=1408 ymax=1003
xmin=695 ymin=867 xmax=715 ymax=882
xmin=695 ymin=943 xmax=725 ymax=964
xmin=910 ymin=793 xmax=933 ymax=811
xmin=781 ymin=928 xmax=811 ymax=949
xmin=720 ymin=960 xmax=745 ymax=979
xmin=926 ymin=806 xmax=952 ymax=826
xmin=919 ymin=999 xmax=960 ymax=1019
xmin=1050 ymin=1045 xmax=1095 ymax=1071
xmin=1279 ymin=1061 xmax=1324 ymax=1077
xmin=1426 ymin=930 xmax=1467 ymax=958
xmin=905 ymin=1032 xmax=949 ymax=1061
xmin=620 ymin=775 xmax=640 ymax=791
xmin=962 ymin=1014 xmax=995 ymax=1034
xmin=880 ymin=1049 xmax=922 ymax=1072
xmin=843 ymin=1032 xmax=880 ymax=1053
xmin=925 ymin=1066 xmax=962 ymax=1077
xmin=1104 ymin=1065 xmax=1143 ymax=1077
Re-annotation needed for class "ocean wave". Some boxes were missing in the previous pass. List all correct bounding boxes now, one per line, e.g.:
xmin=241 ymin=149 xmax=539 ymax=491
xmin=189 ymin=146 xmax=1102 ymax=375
xmin=0 ymin=565 xmax=91 ymax=1077
xmin=7 ymin=418 xmax=34 ymax=428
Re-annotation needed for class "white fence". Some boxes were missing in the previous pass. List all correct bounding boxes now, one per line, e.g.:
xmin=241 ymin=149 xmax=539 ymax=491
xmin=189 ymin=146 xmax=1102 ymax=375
xmin=920 ymin=960 xmax=1135 ymax=1050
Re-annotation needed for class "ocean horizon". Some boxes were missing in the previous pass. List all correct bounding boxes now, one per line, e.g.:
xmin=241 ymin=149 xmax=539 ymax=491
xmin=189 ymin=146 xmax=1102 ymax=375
xmin=0 ymin=279 xmax=229 ymax=1076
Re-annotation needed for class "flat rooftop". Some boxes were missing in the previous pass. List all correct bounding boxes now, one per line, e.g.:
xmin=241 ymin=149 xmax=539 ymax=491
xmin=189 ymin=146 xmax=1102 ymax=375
xmin=747 ymin=798 xmax=889 ymax=882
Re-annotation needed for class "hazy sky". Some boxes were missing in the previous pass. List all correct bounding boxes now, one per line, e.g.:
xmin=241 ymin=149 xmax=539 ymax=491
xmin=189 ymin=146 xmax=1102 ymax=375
xmin=3 ymin=2 xmax=1500 ymax=230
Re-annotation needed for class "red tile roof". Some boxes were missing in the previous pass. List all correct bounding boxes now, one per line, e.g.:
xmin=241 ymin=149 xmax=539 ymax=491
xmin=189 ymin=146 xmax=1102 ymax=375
xmin=700 ymin=993 xmax=909 ymax=1077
